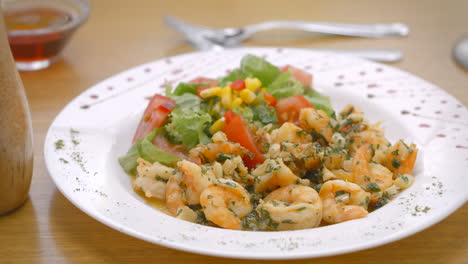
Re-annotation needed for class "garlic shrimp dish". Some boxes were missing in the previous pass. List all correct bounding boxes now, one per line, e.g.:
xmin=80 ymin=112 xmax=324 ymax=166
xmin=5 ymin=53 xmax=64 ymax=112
xmin=119 ymin=54 xmax=418 ymax=231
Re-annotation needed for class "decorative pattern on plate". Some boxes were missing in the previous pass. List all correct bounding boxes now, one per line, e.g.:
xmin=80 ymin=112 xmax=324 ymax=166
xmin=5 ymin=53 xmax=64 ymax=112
xmin=44 ymin=47 xmax=468 ymax=259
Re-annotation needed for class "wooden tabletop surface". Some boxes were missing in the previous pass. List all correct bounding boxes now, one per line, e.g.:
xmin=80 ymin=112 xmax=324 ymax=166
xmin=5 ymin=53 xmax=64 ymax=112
xmin=1 ymin=0 xmax=467 ymax=263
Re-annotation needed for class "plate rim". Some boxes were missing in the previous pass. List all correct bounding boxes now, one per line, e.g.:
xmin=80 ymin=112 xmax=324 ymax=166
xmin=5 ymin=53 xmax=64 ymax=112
xmin=44 ymin=46 xmax=468 ymax=259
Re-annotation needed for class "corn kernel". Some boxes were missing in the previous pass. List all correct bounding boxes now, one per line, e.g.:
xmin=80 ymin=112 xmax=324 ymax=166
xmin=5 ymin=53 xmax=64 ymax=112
xmin=200 ymin=87 xmax=222 ymax=99
xmin=221 ymin=86 xmax=232 ymax=109
xmin=240 ymin=89 xmax=256 ymax=104
xmin=245 ymin=78 xmax=262 ymax=91
xmin=209 ymin=118 xmax=226 ymax=134
xmin=231 ymin=97 xmax=243 ymax=109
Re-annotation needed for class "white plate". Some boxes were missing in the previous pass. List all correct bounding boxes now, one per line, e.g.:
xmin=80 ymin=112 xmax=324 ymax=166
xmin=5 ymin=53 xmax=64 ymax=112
xmin=44 ymin=47 xmax=468 ymax=259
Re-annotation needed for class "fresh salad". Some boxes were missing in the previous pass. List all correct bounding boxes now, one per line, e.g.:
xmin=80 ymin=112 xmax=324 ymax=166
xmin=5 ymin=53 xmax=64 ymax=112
xmin=119 ymin=54 xmax=418 ymax=231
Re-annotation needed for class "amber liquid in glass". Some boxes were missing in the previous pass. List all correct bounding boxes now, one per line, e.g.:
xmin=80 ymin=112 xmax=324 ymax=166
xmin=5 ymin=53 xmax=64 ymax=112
xmin=5 ymin=7 xmax=73 ymax=62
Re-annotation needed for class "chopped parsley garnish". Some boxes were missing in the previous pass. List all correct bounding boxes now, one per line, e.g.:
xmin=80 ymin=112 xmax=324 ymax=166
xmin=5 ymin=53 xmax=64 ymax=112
xmin=155 ymin=176 xmax=168 ymax=182
xmin=217 ymin=153 xmax=233 ymax=162
xmin=262 ymin=142 xmax=271 ymax=153
xmin=335 ymin=190 xmax=347 ymax=197
xmin=304 ymin=169 xmax=323 ymax=185
xmin=370 ymin=144 xmax=375 ymax=157
xmin=223 ymin=181 xmax=237 ymax=187
xmin=366 ymin=182 xmax=381 ymax=192
xmin=265 ymin=164 xmax=281 ymax=173
xmin=342 ymin=107 xmax=354 ymax=117
xmin=313 ymin=183 xmax=322 ymax=193
xmin=391 ymin=158 xmax=401 ymax=168
xmin=398 ymin=174 xmax=409 ymax=183
xmin=55 ymin=139 xmax=65 ymax=150
xmin=296 ymin=129 xmax=308 ymax=137
xmin=369 ymin=192 xmax=391 ymax=211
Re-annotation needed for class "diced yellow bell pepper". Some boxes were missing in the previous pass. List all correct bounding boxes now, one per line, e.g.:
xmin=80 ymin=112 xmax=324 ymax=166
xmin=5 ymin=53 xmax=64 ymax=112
xmin=221 ymin=86 xmax=232 ymax=109
xmin=231 ymin=97 xmax=243 ymax=109
xmin=245 ymin=78 xmax=262 ymax=91
xmin=199 ymin=87 xmax=222 ymax=99
xmin=239 ymin=89 xmax=256 ymax=104
xmin=209 ymin=118 xmax=226 ymax=134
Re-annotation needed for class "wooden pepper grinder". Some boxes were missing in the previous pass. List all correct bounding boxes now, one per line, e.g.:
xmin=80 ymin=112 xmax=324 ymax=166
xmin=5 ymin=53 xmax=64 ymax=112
xmin=0 ymin=8 xmax=34 ymax=215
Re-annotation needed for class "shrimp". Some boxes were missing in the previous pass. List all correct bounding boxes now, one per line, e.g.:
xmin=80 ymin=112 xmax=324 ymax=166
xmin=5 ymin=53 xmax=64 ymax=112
xmin=165 ymin=160 xmax=215 ymax=216
xmin=252 ymin=159 xmax=301 ymax=192
xmin=133 ymin=177 xmax=166 ymax=200
xmin=165 ymin=172 xmax=198 ymax=222
xmin=200 ymin=179 xmax=251 ymax=230
xmin=385 ymin=140 xmax=418 ymax=176
xmin=339 ymin=104 xmax=362 ymax=118
xmin=254 ymin=124 xmax=274 ymax=147
xmin=135 ymin=158 xmax=175 ymax=181
xmin=279 ymin=142 xmax=322 ymax=170
xmin=352 ymin=144 xmax=393 ymax=192
xmin=299 ymin=108 xmax=334 ymax=142
xmin=320 ymin=147 xmax=348 ymax=170
xmin=319 ymin=180 xmax=371 ymax=224
xmin=133 ymin=158 xmax=175 ymax=199
xmin=257 ymin=185 xmax=322 ymax=230
xmin=270 ymin=122 xmax=311 ymax=144
xmin=350 ymin=123 xmax=389 ymax=155
xmin=222 ymin=156 xmax=253 ymax=184
xmin=178 ymin=160 xmax=216 ymax=205
xmin=189 ymin=141 xmax=250 ymax=164
xmin=337 ymin=105 xmax=367 ymax=134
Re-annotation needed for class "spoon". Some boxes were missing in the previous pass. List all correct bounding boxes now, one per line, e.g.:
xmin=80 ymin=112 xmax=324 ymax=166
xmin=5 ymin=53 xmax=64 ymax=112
xmin=453 ymin=35 xmax=468 ymax=70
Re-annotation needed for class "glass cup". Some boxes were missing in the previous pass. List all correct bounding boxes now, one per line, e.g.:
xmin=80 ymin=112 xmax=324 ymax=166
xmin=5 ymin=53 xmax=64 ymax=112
xmin=1 ymin=0 xmax=90 ymax=71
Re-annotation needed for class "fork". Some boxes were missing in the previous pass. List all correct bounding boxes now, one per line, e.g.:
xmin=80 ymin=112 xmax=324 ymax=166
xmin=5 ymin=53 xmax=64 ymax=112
xmin=164 ymin=15 xmax=409 ymax=47
xmin=164 ymin=15 xmax=405 ymax=62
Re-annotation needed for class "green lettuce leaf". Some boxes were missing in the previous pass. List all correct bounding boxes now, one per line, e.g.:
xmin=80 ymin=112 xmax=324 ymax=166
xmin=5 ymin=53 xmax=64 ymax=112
xmin=232 ymin=105 xmax=254 ymax=121
xmin=172 ymin=82 xmax=201 ymax=96
xmin=267 ymin=71 xmax=304 ymax=99
xmin=171 ymin=93 xmax=202 ymax=110
xmin=240 ymin=54 xmax=281 ymax=87
xmin=251 ymin=103 xmax=278 ymax=125
xmin=118 ymin=129 xmax=181 ymax=174
xmin=118 ymin=142 xmax=140 ymax=174
xmin=303 ymin=89 xmax=334 ymax=117
xmin=165 ymin=108 xmax=212 ymax=149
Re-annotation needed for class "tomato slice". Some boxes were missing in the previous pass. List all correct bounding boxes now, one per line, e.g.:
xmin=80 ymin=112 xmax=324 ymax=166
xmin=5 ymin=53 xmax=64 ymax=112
xmin=189 ymin=77 xmax=218 ymax=97
xmin=262 ymin=92 xmax=277 ymax=106
xmin=223 ymin=110 xmax=236 ymax=124
xmin=275 ymin=94 xmax=313 ymax=124
xmin=156 ymin=101 xmax=176 ymax=113
xmin=230 ymin=79 xmax=246 ymax=90
xmin=223 ymin=114 xmax=265 ymax=168
xmin=152 ymin=133 xmax=188 ymax=159
xmin=132 ymin=95 xmax=175 ymax=143
xmin=281 ymin=65 xmax=313 ymax=87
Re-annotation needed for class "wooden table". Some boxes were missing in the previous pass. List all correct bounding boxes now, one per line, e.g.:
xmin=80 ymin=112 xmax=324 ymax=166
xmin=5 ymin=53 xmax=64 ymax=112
xmin=1 ymin=0 xmax=467 ymax=263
